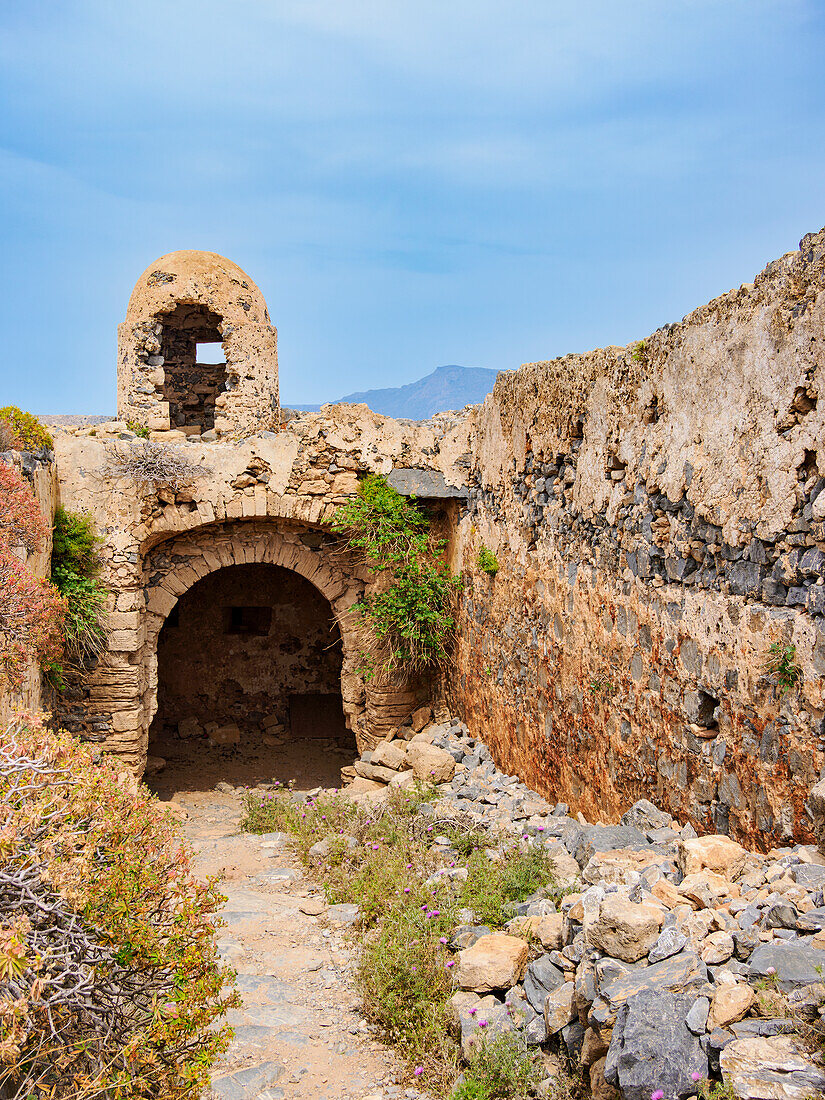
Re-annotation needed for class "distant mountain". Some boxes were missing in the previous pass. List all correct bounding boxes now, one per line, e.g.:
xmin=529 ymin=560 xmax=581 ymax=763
xmin=288 ymin=364 xmax=498 ymax=419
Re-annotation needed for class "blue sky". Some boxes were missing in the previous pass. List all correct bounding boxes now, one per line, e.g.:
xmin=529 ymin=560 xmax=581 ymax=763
xmin=1 ymin=1 xmax=824 ymax=411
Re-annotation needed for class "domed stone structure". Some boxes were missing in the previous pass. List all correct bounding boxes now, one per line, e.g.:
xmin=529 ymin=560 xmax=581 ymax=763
xmin=117 ymin=250 xmax=278 ymax=436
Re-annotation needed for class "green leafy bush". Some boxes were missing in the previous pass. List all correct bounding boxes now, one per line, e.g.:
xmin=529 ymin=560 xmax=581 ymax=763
xmin=126 ymin=419 xmax=151 ymax=438
xmin=452 ymin=1032 xmax=542 ymax=1100
xmin=477 ymin=546 xmax=500 ymax=577
xmin=0 ymin=406 xmax=53 ymax=452
xmin=331 ymin=474 xmax=461 ymax=676
xmin=0 ymin=719 xmax=238 ymax=1099
xmin=462 ymin=846 xmax=556 ymax=927
xmin=50 ymin=507 xmax=108 ymax=666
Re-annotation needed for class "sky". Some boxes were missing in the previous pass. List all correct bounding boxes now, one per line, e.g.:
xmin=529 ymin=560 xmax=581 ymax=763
xmin=1 ymin=1 xmax=824 ymax=411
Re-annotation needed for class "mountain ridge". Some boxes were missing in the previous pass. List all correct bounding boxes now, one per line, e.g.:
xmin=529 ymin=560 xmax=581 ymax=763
xmin=286 ymin=364 xmax=498 ymax=419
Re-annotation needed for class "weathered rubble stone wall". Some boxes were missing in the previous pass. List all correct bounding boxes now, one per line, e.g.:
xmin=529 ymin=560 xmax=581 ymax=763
xmin=0 ymin=451 xmax=57 ymax=723
xmin=117 ymin=251 xmax=279 ymax=437
xmin=49 ymin=405 xmax=472 ymax=769
xmin=448 ymin=227 xmax=825 ymax=850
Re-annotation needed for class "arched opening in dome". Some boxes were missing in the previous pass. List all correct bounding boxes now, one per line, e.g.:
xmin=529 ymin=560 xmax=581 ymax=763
xmin=158 ymin=303 xmax=227 ymax=432
xmin=147 ymin=563 xmax=356 ymax=793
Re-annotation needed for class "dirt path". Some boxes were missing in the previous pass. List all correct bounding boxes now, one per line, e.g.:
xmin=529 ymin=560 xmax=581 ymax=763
xmin=167 ymin=784 xmax=424 ymax=1100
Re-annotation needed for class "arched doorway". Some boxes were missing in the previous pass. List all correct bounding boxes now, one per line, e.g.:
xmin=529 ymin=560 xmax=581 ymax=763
xmin=147 ymin=562 xmax=357 ymax=793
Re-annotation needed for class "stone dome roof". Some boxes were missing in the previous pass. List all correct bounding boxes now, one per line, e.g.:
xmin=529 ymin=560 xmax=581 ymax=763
xmin=125 ymin=250 xmax=270 ymax=325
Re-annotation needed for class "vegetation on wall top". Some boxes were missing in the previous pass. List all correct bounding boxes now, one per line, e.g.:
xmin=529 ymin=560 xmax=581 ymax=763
xmin=0 ymin=406 xmax=53 ymax=452
xmin=331 ymin=473 xmax=461 ymax=678
xmin=100 ymin=440 xmax=210 ymax=491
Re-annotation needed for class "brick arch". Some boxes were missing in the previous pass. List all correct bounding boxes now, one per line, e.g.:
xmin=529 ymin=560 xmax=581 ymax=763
xmin=140 ymin=521 xmax=370 ymax=755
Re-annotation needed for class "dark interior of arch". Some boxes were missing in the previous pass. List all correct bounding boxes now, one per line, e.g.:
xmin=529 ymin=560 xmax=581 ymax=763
xmin=148 ymin=562 xmax=355 ymax=790
xmin=158 ymin=302 xmax=227 ymax=431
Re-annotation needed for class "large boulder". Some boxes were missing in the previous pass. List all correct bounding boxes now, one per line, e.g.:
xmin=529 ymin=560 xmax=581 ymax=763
xmin=591 ymin=952 xmax=708 ymax=1027
xmin=748 ymin=942 xmax=825 ymax=990
xmin=370 ymin=740 xmax=409 ymax=771
xmin=574 ymin=825 xmax=650 ymax=868
xmin=406 ymin=741 xmax=456 ymax=784
xmin=678 ymin=835 xmax=748 ymax=879
xmin=523 ymin=954 xmax=566 ymax=1012
xmin=620 ymin=799 xmax=673 ymax=832
xmin=709 ymin=984 xmax=755 ymax=1030
xmin=456 ymin=934 xmax=529 ymax=992
xmin=588 ymin=896 xmax=664 ymax=962
xmin=604 ymin=990 xmax=707 ymax=1100
xmin=720 ymin=1035 xmax=825 ymax=1100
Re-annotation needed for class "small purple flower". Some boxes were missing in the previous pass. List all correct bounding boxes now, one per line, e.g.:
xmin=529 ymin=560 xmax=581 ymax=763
xmin=413 ymin=1067 xmax=424 ymax=1077
xmin=767 ymin=966 xmax=776 ymax=975
xmin=439 ymin=937 xmax=448 ymax=944
xmin=446 ymin=960 xmax=455 ymax=968
xmin=468 ymin=1007 xmax=477 ymax=1016
xmin=692 ymin=1073 xmax=703 ymax=1082
xmin=404 ymin=887 xmax=411 ymax=894
xmin=478 ymin=1018 xmax=488 ymax=1028
xmin=651 ymin=1091 xmax=664 ymax=1100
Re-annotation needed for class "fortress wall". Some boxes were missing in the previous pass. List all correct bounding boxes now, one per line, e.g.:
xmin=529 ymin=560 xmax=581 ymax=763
xmin=447 ymin=228 xmax=825 ymax=849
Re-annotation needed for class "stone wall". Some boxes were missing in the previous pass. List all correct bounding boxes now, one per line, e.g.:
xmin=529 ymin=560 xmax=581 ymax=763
xmin=117 ymin=250 xmax=279 ymax=438
xmin=49 ymin=405 xmax=473 ymax=768
xmin=447 ymin=227 xmax=825 ymax=850
xmin=0 ymin=451 xmax=57 ymax=723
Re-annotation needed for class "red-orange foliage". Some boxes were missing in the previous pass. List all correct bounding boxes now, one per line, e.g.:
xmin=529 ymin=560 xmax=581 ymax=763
xmin=0 ymin=463 xmax=65 ymax=690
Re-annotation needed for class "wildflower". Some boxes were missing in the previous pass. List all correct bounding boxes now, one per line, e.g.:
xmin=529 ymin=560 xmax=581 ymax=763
xmin=651 ymin=1091 xmax=664 ymax=1100
xmin=692 ymin=1073 xmax=703 ymax=1082
xmin=767 ymin=966 xmax=776 ymax=975
xmin=439 ymin=937 xmax=448 ymax=944
xmin=446 ymin=960 xmax=455 ymax=968
xmin=478 ymin=1018 xmax=488 ymax=1027
xmin=414 ymin=1067 xmax=424 ymax=1077
xmin=468 ymin=1007 xmax=477 ymax=1016
xmin=404 ymin=887 xmax=411 ymax=894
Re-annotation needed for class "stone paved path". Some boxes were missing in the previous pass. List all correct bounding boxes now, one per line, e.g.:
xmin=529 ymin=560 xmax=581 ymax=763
xmin=171 ymin=788 xmax=421 ymax=1100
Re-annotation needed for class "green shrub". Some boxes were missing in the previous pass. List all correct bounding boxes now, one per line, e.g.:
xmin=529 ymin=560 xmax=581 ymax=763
xmin=461 ymin=846 xmax=556 ymax=927
xmin=477 ymin=546 xmax=500 ymax=577
xmin=331 ymin=474 xmax=461 ymax=676
xmin=0 ymin=406 xmax=53 ymax=451
xmin=126 ymin=419 xmax=151 ymax=438
xmin=452 ymin=1032 xmax=542 ymax=1100
xmin=0 ymin=719 xmax=238 ymax=1099
xmin=50 ymin=507 xmax=108 ymax=667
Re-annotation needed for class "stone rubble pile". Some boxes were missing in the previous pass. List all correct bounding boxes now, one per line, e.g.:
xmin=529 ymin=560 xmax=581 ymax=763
xmin=343 ymin=710 xmax=825 ymax=1100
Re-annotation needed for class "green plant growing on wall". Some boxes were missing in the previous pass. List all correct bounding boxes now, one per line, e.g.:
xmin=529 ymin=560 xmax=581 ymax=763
xmin=477 ymin=545 xmax=500 ymax=576
xmin=763 ymin=642 xmax=802 ymax=694
xmin=331 ymin=474 xmax=461 ymax=678
xmin=125 ymin=419 xmax=150 ymax=438
xmin=631 ymin=339 xmax=647 ymax=363
xmin=589 ymin=676 xmax=614 ymax=696
xmin=50 ymin=507 xmax=108 ymax=667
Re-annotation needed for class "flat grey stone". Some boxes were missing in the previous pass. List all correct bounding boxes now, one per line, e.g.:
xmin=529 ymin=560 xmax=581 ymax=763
xmin=685 ymin=996 xmax=710 ymax=1034
xmin=387 ymin=467 xmax=468 ymax=499
xmin=210 ymin=1061 xmax=284 ymax=1100
xmin=604 ymin=990 xmax=707 ymax=1100
xmin=523 ymin=954 xmax=566 ymax=1012
xmin=748 ymin=942 xmax=825 ymax=989
xmin=324 ymin=903 xmax=360 ymax=925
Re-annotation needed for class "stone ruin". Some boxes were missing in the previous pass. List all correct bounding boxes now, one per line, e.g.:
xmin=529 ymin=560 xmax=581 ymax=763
xmin=6 ymin=229 xmax=825 ymax=854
